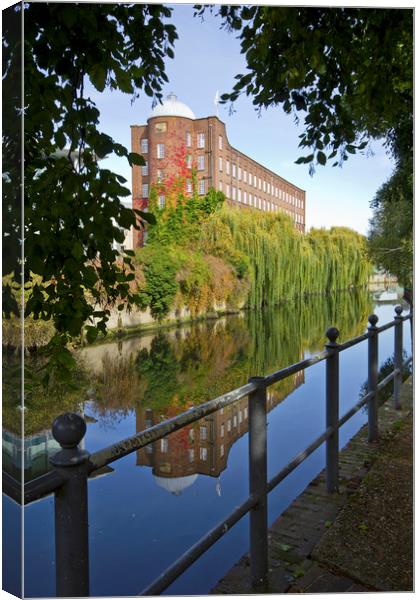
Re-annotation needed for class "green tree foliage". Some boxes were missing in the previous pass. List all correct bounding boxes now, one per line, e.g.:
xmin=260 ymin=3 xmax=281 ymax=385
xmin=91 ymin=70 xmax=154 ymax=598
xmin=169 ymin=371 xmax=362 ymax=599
xmin=201 ymin=208 xmax=372 ymax=308
xmin=368 ymin=115 xmax=413 ymax=288
xmin=368 ymin=171 xmax=413 ymax=288
xmin=134 ymin=188 xmax=250 ymax=321
xmin=133 ymin=199 xmax=371 ymax=323
xmin=137 ymin=246 xmax=180 ymax=321
xmin=3 ymin=3 xmax=177 ymax=382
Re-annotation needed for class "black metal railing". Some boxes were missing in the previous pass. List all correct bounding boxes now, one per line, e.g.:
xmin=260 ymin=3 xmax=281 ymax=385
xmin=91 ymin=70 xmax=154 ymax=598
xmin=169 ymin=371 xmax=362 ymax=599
xmin=4 ymin=305 xmax=413 ymax=596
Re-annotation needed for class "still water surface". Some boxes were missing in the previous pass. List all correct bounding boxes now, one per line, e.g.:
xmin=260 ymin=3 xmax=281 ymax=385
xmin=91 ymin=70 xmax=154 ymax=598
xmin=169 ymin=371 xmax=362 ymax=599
xmin=4 ymin=289 xmax=411 ymax=596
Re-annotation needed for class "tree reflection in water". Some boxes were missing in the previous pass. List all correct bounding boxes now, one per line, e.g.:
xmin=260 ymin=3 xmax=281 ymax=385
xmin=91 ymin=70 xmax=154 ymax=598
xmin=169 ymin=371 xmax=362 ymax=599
xmin=3 ymin=289 xmax=373 ymax=484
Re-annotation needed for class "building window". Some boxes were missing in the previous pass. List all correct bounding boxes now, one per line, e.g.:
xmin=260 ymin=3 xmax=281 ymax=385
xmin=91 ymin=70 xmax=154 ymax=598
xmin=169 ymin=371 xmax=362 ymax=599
xmin=186 ymin=154 xmax=192 ymax=168
xmin=186 ymin=131 xmax=192 ymax=147
xmin=141 ymin=139 xmax=148 ymax=153
xmin=243 ymin=169 xmax=246 ymax=182
xmin=157 ymin=143 xmax=165 ymax=159
xmin=258 ymin=177 xmax=262 ymax=190
xmin=238 ymin=189 xmax=242 ymax=203
xmin=199 ymin=179 xmax=206 ymax=195
xmin=157 ymin=169 xmax=164 ymax=183
xmin=219 ymin=156 xmax=223 ymax=172
xmin=186 ymin=179 xmax=192 ymax=193
xmin=200 ymin=447 xmax=208 ymax=461
xmin=219 ymin=135 xmax=223 ymax=150
xmin=197 ymin=133 xmax=205 ymax=148
xmin=259 ymin=197 xmax=262 ymax=209
xmin=254 ymin=195 xmax=257 ymax=207
xmin=226 ymin=184 xmax=230 ymax=199
xmin=243 ymin=191 xmax=247 ymax=204
xmin=254 ymin=175 xmax=257 ymax=187
xmin=161 ymin=438 xmax=168 ymax=453
xmin=189 ymin=428 xmax=195 ymax=441
xmin=197 ymin=155 xmax=205 ymax=171
xmin=220 ymin=444 xmax=224 ymax=457
xmin=232 ymin=186 xmax=236 ymax=201
xmin=227 ymin=419 xmax=232 ymax=432
xmin=219 ymin=181 xmax=223 ymax=191
xmin=244 ymin=407 xmax=248 ymax=419
xmin=200 ymin=426 xmax=207 ymax=440
xmin=263 ymin=181 xmax=266 ymax=192
xmin=220 ymin=424 xmax=224 ymax=438
xmin=142 ymin=183 xmax=149 ymax=198
xmin=239 ymin=410 xmax=243 ymax=424
xmin=226 ymin=160 xmax=230 ymax=175
xmin=238 ymin=166 xmax=242 ymax=181
xmin=263 ymin=199 xmax=266 ymax=211
xmin=188 ymin=449 xmax=194 ymax=463
xmin=249 ymin=172 xmax=252 ymax=185
xmin=158 ymin=195 xmax=165 ymax=209
xmin=141 ymin=161 xmax=148 ymax=176
xmin=155 ymin=122 xmax=167 ymax=133
xmin=233 ymin=415 xmax=238 ymax=427
xmin=232 ymin=164 xmax=236 ymax=178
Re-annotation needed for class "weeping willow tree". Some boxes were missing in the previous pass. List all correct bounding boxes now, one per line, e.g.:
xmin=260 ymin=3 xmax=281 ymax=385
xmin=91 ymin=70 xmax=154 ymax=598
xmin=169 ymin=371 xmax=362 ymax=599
xmin=200 ymin=207 xmax=372 ymax=308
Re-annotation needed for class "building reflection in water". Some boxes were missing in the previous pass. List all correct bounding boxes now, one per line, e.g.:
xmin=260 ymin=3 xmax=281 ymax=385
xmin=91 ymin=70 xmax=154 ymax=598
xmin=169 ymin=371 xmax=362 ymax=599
xmin=136 ymin=371 xmax=304 ymax=495
xmin=2 ymin=428 xmax=60 ymax=483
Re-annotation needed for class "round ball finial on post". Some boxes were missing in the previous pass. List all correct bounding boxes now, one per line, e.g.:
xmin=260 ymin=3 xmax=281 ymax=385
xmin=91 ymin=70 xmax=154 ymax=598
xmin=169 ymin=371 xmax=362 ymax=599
xmin=50 ymin=413 xmax=90 ymax=467
xmin=326 ymin=327 xmax=339 ymax=346
xmin=368 ymin=314 xmax=379 ymax=329
xmin=395 ymin=305 xmax=403 ymax=317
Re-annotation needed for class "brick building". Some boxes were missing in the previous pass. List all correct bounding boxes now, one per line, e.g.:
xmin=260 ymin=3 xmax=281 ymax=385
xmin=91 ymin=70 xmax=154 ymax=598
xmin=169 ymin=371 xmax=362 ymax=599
xmin=131 ymin=93 xmax=306 ymax=247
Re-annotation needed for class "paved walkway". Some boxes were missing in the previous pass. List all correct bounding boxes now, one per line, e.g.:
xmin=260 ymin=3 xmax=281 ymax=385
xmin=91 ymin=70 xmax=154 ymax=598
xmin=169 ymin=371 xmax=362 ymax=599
xmin=212 ymin=377 xmax=413 ymax=594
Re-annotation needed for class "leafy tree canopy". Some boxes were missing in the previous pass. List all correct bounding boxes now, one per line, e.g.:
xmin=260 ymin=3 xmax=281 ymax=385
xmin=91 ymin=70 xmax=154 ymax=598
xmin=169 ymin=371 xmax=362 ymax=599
xmin=196 ymin=5 xmax=412 ymax=170
xmin=368 ymin=167 xmax=413 ymax=289
xmin=195 ymin=5 xmax=413 ymax=286
xmin=3 ymin=3 xmax=177 ymax=382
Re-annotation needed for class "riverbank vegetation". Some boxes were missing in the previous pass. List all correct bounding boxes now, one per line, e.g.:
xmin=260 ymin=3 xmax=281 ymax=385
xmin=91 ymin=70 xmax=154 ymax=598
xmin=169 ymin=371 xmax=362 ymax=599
xmin=2 ymin=190 xmax=372 ymax=355
xmin=133 ymin=189 xmax=372 ymax=321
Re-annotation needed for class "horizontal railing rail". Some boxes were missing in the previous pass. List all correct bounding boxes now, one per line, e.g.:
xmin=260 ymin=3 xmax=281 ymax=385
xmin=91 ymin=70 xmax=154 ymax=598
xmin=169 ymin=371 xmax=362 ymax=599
xmin=5 ymin=306 xmax=412 ymax=596
xmin=88 ymin=381 xmax=257 ymax=472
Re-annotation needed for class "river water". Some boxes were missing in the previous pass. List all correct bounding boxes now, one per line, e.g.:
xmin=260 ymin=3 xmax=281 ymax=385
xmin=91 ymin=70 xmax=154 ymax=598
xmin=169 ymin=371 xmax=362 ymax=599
xmin=3 ymin=287 xmax=411 ymax=596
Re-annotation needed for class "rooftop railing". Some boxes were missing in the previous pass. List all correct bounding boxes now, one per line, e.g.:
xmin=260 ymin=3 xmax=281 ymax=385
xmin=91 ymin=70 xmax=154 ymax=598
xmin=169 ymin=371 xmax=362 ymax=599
xmin=4 ymin=305 xmax=413 ymax=596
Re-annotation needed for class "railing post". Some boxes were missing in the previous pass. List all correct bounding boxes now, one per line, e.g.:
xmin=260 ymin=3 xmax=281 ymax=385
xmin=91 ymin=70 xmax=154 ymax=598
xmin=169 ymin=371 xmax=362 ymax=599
xmin=50 ymin=413 xmax=90 ymax=597
xmin=367 ymin=314 xmax=379 ymax=442
xmin=393 ymin=305 xmax=403 ymax=410
xmin=325 ymin=327 xmax=340 ymax=493
xmin=248 ymin=376 xmax=268 ymax=590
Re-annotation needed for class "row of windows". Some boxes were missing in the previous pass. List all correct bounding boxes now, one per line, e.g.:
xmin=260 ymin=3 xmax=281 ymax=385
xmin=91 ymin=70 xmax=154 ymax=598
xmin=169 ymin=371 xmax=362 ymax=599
xmin=219 ymin=158 xmax=304 ymax=208
xmin=144 ymin=443 xmax=223 ymax=460
xmin=157 ymin=410 xmax=248 ymax=455
xmin=220 ymin=182 xmax=304 ymax=219
xmin=142 ymin=180 xmax=206 ymax=199
xmin=140 ymin=131 xmax=206 ymax=155
xmin=139 ymin=145 xmax=206 ymax=171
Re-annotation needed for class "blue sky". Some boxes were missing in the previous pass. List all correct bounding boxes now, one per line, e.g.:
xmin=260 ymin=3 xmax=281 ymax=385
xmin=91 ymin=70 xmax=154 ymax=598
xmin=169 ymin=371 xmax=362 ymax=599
xmin=87 ymin=3 xmax=396 ymax=235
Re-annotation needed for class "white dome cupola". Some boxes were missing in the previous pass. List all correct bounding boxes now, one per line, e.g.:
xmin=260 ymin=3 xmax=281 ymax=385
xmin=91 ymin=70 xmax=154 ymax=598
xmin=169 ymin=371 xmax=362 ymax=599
xmin=149 ymin=93 xmax=195 ymax=120
xmin=154 ymin=474 xmax=198 ymax=496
